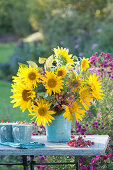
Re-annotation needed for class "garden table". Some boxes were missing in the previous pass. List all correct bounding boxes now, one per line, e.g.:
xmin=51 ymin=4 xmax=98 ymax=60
xmin=0 ymin=135 xmax=109 ymax=170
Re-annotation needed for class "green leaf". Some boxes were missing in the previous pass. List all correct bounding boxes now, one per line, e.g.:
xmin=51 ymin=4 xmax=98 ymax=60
xmin=27 ymin=61 xmax=38 ymax=68
xmin=18 ymin=63 xmax=28 ymax=68
xmin=72 ymin=113 xmax=76 ymax=129
xmin=76 ymin=100 xmax=86 ymax=110
xmin=37 ymin=92 xmax=46 ymax=98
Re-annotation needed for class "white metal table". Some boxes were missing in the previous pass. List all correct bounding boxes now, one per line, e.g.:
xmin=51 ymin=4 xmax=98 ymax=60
xmin=0 ymin=135 xmax=109 ymax=170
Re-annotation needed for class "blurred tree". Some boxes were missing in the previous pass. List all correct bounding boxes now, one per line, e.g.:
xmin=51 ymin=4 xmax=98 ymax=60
xmin=27 ymin=0 xmax=109 ymax=53
xmin=0 ymin=0 xmax=32 ymax=36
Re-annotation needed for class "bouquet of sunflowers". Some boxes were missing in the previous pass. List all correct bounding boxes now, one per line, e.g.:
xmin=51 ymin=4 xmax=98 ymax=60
xmin=10 ymin=47 xmax=103 ymax=126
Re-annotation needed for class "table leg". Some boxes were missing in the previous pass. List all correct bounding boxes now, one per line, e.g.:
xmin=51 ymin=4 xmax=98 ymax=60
xmin=22 ymin=155 xmax=28 ymax=170
xmin=30 ymin=155 xmax=35 ymax=170
xmin=75 ymin=156 xmax=79 ymax=170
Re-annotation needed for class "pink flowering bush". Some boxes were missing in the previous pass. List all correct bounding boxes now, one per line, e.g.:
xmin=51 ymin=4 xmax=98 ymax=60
xmin=89 ymin=52 xmax=113 ymax=78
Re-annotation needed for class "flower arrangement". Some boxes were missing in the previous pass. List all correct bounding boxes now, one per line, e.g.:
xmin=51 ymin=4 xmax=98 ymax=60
xmin=10 ymin=47 xmax=103 ymax=126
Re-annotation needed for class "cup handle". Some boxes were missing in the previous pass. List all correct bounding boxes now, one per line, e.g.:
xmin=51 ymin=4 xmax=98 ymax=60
xmin=0 ymin=126 xmax=7 ymax=139
xmin=13 ymin=127 xmax=20 ymax=142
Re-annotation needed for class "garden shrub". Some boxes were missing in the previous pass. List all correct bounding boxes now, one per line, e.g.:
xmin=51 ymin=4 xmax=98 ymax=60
xmin=0 ymin=0 xmax=32 ymax=36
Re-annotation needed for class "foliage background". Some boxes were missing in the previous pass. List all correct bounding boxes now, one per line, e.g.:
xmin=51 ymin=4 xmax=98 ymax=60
xmin=1 ymin=0 xmax=113 ymax=55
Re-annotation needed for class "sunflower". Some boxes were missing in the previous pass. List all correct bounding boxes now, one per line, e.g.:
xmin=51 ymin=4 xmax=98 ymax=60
xmin=12 ymin=66 xmax=27 ymax=84
xmin=10 ymin=83 xmax=35 ymax=113
xmin=79 ymin=86 xmax=92 ymax=110
xmin=56 ymin=67 xmax=67 ymax=78
xmin=42 ymin=71 xmax=64 ymax=96
xmin=67 ymin=75 xmax=82 ymax=91
xmin=19 ymin=65 xmax=41 ymax=87
xmin=12 ymin=75 xmax=24 ymax=84
xmin=63 ymin=101 xmax=85 ymax=122
xmin=87 ymin=73 xmax=104 ymax=100
xmin=29 ymin=99 xmax=55 ymax=126
xmin=53 ymin=47 xmax=73 ymax=66
xmin=81 ymin=57 xmax=90 ymax=72
xmin=62 ymin=105 xmax=73 ymax=122
xmin=71 ymin=101 xmax=86 ymax=122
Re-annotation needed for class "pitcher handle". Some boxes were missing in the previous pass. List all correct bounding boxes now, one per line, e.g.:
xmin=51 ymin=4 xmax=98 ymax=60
xmin=13 ymin=127 xmax=20 ymax=142
xmin=0 ymin=126 xmax=7 ymax=139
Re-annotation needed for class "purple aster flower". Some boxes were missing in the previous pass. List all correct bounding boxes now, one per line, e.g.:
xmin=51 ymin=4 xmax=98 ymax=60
xmin=34 ymin=155 xmax=38 ymax=158
xmin=94 ymin=121 xmax=98 ymax=124
xmin=107 ymin=70 xmax=112 ymax=73
xmin=109 ymin=57 xmax=113 ymax=61
xmin=86 ymin=165 xmax=90 ymax=169
xmin=79 ymin=163 xmax=82 ymax=166
xmin=103 ymin=161 xmax=105 ymax=165
xmin=101 ymin=52 xmax=106 ymax=55
xmin=95 ymin=125 xmax=98 ymax=129
xmin=107 ymin=53 xmax=111 ymax=56
xmin=105 ymin=54 xmax=110 ymax=59
xmin=94 ymin=52 xmax=98 ymax=55
xmin=36 ymin=165 xmax=40 ymax=168
xmin=103 ymin=60 xmax=108 ymax=67
xmin=79 ymin=52 xmax=83 ymax=57
xmin=82 ymin=128 xmax=87 ymax=132
xmin=82 ymin=165 xmax=87 ymax=170
xmin=80 ymin=131 xmax=84 ymax=135
xmin=95 ymin=155 xmax=100 ymax=161
xmin=74 ymin=44 xmax=79 ymax=49
xmin=87 ymin=111 xmax=91 ymax=115
xmin=110 ymin=74 xmax=113 ymax=78
xmin=83 ymin=157 xmax=87 ymax=161
xmin=40 ymin=165 xmax=46 ymax=169
xmin=40 ymin=156 xmax=44 ymax=163
xmin=101 ymin=126 xmax=105 ymax=129
xmin=60 ymin=41 xmax=64 ymax=45
xmin=91 ymin=158 xmax=96 ymax=164
xmin=108 ymin=153 xmax=113 ymax=158
xmin=109 ymin=63 xmax=113 ymax=66
xmin=75 ymin=37 xmax=81 ymax=43
xmin=40 ymin=124 xmax=44 ymax=128
xmin=90 ymin=165 xmax=96 ymax=170
xmin=79 ymin=157 xmax=83 ymax=162
xmin=92 ymin=43 xmax=98 ymax=50
xmin=103 ymin=155 xmax=108 ymax=160
xmin=97 ymin=28 xmax=102 ymax=32
xmin=89 ymin=56 xmax=97 ymax=63
xmin=76 ymin=128 xmax=80 ymax=132
xmin=76 ymin=122 xmax=81 ymax=128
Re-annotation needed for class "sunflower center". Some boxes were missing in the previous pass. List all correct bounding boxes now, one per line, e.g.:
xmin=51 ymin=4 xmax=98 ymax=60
xmin=83 ymin=60 xmax=87 ymax=66
xmin=28 ymin=72 xmax=36 ymax=80
xmin=38 ymin=107 xmax=47 ymax=116
xmin=71 ymin=80 xmax=79 ymax=87
xmin=47 ymin=78 xmax=57 ymax=88
xmin=57 ymin=71 xmax=63 ymax=76
xmin=22 ymin=90 xmax=31 ymax=101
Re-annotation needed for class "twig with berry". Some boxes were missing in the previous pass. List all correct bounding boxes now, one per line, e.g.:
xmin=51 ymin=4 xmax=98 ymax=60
xmin=67 ymin=135 xmax=95 ymax=148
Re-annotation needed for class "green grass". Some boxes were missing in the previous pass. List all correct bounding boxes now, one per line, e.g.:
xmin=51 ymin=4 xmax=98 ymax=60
xmin=0 ymin=43 xmax=16 ymax=63
xmin=0 ymin=80 xmax=32 ymax=122
xmin=0 ymin=43 xmax=32 ymax=122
